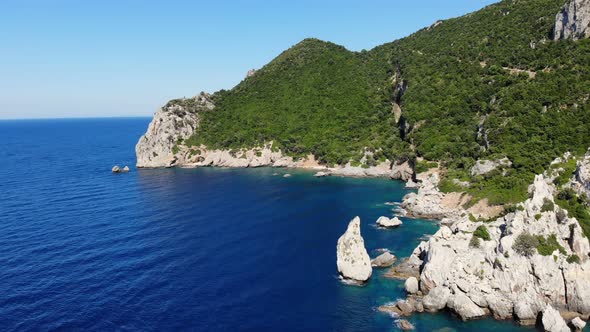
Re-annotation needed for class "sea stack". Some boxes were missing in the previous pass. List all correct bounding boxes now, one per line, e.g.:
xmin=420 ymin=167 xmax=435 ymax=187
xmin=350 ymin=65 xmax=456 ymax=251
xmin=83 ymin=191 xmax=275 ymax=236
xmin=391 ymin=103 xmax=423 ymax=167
xmin=336 ymin=217 xmax=372 ymax=282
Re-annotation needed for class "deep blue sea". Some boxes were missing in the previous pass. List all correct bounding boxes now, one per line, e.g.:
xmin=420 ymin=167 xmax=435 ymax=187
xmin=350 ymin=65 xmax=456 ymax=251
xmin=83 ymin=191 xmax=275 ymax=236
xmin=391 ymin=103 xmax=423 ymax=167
xmin=0 ymin=118 xmax=538 ymax=331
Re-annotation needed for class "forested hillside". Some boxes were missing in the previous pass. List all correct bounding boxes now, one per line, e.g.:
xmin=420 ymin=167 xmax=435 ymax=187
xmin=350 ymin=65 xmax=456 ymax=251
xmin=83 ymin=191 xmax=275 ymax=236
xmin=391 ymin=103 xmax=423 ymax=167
xmin=185 ymin=0 xmax=590 ymax=205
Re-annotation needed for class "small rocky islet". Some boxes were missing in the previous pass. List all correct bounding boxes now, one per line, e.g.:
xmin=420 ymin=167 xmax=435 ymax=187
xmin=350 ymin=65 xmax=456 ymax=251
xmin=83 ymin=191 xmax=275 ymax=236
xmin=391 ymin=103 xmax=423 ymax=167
xmin=133 ymin=0 xmax=590 ymax=330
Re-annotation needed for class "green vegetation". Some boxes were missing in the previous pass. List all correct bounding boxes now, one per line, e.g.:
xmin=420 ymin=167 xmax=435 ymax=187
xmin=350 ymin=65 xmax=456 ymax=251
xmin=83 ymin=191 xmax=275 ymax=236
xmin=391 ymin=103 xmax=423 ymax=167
xmin=536 ymin=234 xmax=566 ymax=256
xmin=567 ymin=254 xmax=581 ymax=264
xmin=470 ymin=236 xmax=481 ymax=248
xmin=556 ymin=188 xmax=590 ymax=238
xmin=513 ymin=233 xmax=539 ymax=257
xmin=415 ymin=160 xmax=438 ymax=173
xmin=474 ymin=225 xmax=491 ymax=241
xmin=541 ymin=198 xmax=555 ymax=213
xmin=176 ymin=0 xmax=590 ymax=206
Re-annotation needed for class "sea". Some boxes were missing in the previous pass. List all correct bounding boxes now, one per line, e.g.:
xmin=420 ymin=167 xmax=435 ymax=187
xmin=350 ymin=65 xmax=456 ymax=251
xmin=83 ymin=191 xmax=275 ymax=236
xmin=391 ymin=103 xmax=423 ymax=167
xmin=0 ymin=118 xmax=540 ymax=331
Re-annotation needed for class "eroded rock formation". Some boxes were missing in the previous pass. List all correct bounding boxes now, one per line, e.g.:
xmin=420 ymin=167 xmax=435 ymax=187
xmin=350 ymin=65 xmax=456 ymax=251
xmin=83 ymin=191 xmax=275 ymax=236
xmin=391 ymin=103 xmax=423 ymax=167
xmin=336 ymin=217 xmax=372 ymax=282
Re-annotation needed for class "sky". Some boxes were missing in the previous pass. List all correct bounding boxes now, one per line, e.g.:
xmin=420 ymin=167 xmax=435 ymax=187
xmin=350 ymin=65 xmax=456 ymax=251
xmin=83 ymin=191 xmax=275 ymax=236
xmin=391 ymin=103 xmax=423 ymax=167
xmin=0 ymin=0 xmax=498 ymax=119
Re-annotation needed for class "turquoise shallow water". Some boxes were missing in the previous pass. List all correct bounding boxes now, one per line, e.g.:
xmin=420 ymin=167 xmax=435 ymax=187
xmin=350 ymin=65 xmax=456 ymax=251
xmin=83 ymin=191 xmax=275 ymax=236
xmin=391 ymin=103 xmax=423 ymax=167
xmin=0 ymin=118 xmax=540 ymax=331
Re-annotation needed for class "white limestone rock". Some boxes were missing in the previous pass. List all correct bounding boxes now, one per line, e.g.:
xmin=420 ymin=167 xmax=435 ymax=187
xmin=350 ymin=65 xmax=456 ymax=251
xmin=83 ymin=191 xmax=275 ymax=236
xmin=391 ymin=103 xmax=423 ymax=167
xmin=447 ymin=292 xmax=487 ymax=321
xmin=371 ymin=252 xmax=397 ymax=268
xmin=390 ymin=160 xmax=414 ymax=181
xmin=470 ymin=157 xmax=512 ymax=176
xmin=541 ymin=305 xmax=570 ymax=332
xmin=423 ymin=286 xmax=451 ymax=311
xmin=571 ymin=317 xmax=587 ymax=331
xmin=404 ymin=277 xmax=419 ymax=294
xmin=136 ymin=92 xmax=213 ymax=168
xmin=336 ymin=217 xmax=372 ymax=282
xmin=553 ymin=0 xmax=590 ymax=40
xmin=376 ymin=216 xmax=403 ymax=228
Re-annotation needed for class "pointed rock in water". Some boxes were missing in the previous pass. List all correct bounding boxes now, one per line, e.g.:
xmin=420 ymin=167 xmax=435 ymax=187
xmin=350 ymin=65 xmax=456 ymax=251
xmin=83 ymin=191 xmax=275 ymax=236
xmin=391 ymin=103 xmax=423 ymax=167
xmin=376 ymin=216 xmax=403 ymax=228
xmin=371 ymin=252 xmax=397 ymax=268
xmin=122 ymin=166 xmax=130 ymax=173
xmin=336 ymin=217 xmax=372 ymax=282
xmin=542 ymin=305 xmax=570 ymax=332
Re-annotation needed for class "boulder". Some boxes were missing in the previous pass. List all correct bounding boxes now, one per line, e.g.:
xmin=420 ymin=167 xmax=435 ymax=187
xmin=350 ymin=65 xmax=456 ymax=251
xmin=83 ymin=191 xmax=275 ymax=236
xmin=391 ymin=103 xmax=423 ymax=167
xmin=314 ymin=171 xmax=330 ymax=177
xmin=542 ymin=305 xmax=570 ymax=332
xmin=122 ymin=166 xmax=130 ymax=173
xmin=571 ymin=317 xmax=587 ymax=331
xmin=396 ymin=319 xmax=415 ymax=331
xmin=553 ymin=0 xmax=590 ymax=40
xmin=447 ymin=292 xmax=486 ymax=321
xmin=371 ymin=252 xmax=397 ymax=268
xmin=405 ymin=277 xmax=419 ymax=294
xmin=423 ymin=286 xmax=451 ymax=311
xmin=376 ymin=216 xmax=403 ymax=228
xmin=283 ymin=174 xmax=292 ymax=178
xmin=112 ymin=165 xmax=120 ymax=173
xmin=336 ymin=217 xmax=372 ymax=282
xmin=390 ymin=160 xmax=414 ymax=182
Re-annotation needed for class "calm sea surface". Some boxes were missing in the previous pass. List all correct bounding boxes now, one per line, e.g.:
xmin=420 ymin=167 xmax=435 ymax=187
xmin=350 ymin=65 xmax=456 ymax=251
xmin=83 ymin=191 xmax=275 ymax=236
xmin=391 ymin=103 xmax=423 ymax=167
xmin=0 ymin=118 xmax=536 ymax=331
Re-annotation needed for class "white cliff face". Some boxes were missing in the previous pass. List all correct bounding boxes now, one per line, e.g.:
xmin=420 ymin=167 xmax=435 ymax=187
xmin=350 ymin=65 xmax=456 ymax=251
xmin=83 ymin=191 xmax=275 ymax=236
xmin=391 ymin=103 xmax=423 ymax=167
xmin=136 ymin=93 xmax=214 ymax=168
xmin=337 ymin=217 xmax=372 ymax=282
xmin=470 ymin=157 xmax=512 ymax=176
xmin=401 ymin=174 xmax=456 ymax=219
xmin=553 ymin=0 xmax=590 ymax=40
xmin=402 ymin=172 xmax=590 ymax=323
xmin=572 ymin=149 xmax=590 ymax=199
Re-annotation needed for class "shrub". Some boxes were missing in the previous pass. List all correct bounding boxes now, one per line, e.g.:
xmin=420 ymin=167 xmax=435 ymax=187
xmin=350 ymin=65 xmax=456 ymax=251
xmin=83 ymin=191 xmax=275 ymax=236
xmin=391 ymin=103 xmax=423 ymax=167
xmin=474 ymin=225 xmax=491 ymax=241
xmin=513 ymin=233 xmax=539 ymax=257
xmin=541 ymin=198 xmax=554 ymax=213
xmin=534 ymin=214 xmax=542 ymax=221
xmin=536 ymin=234 xmax=566 ymax=256
xmin=469 ymin=214 xmax=477 ymax=222
xmin=567 ymin=255 xmax=580 ymax=264
xmin=469 ymin=236 xmax=481 ymax=248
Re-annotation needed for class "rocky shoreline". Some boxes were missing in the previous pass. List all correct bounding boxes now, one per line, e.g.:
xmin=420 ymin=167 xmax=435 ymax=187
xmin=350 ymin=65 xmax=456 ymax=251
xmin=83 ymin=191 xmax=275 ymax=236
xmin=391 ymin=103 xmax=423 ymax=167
xmin=135 ymin=94 xmax=415 ymax=181
xmin=382 ymin=152 xmax=590 ymax=331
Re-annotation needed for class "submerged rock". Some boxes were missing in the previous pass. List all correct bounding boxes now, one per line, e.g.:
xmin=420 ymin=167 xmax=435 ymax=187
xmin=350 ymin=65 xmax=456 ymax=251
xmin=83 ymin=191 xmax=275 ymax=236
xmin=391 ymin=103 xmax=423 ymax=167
xmin=336 ymin=217 xmax=372 ymax=282
xmin=376 ymin=216 xmax=403 ymax=228
xmin=396 ymin=319 xmax=415 ymax=331
xmin=371 ymin=252 xmax=397 ymax=268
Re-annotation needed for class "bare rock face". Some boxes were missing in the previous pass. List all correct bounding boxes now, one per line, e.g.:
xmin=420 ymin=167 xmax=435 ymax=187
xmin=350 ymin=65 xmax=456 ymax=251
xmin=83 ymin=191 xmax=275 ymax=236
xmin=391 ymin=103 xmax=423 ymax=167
xmin=136 ymin=92 xmax=214 ymax=168
xmin=542 ymin=305 xmax=570 ymax=332
xmin=553 ymin=0 xmax=590 ymax=40
xmin=390 ymin=160 xmax=414 ymax=181
xmin=572 ymin=149 xmax=590 ymax=200
xmin=401 ymin=171 xmax=590 ymax=323
xmin=470 ymin=157 xmax=511 ymax=176
xmin=336 ymin=217 xmax=372 ymax=282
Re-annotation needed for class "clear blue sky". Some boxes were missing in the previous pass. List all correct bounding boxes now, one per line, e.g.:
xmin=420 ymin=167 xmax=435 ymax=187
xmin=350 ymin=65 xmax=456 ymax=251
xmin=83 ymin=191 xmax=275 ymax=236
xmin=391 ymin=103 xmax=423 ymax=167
xmin=0 ymin=0 xmax=498 ymax=119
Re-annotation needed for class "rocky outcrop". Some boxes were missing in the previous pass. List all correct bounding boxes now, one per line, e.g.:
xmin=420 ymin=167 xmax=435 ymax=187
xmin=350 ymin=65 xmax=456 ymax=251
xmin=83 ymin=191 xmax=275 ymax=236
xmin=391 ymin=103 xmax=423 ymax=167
xmin=397 ymin=172 xmax=590 ymax=323
xmin=571 ymin=316 xmax=587 ymax=330
xmin=336 ymin=217 xmax=372 ymax=282
xmin=390 ymin=160 xmax=414 ymax=181
xmin=112 ymin=165 xmax=130 ymax=173
xmin=470 ymin=157 xmax=511 ymax=176
xmin=553 ymin=0 xmax=590 ymax=41
xmin=136 ymin=92 xmax=214 ymax=168
xmin=372 ymin=252 xmax=397 ymax=268
xmin=542 ymin=305 xmax=570 ymax=332
xmin=401 ymin=173 xmax=458 ymax=219
xmin=572 ymin=149 xmax=590 ymax=200
xmin=396 ymin=319 xmax=415 ymax=331
xmin=376 ymin=216 xmax=403 ymax=228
